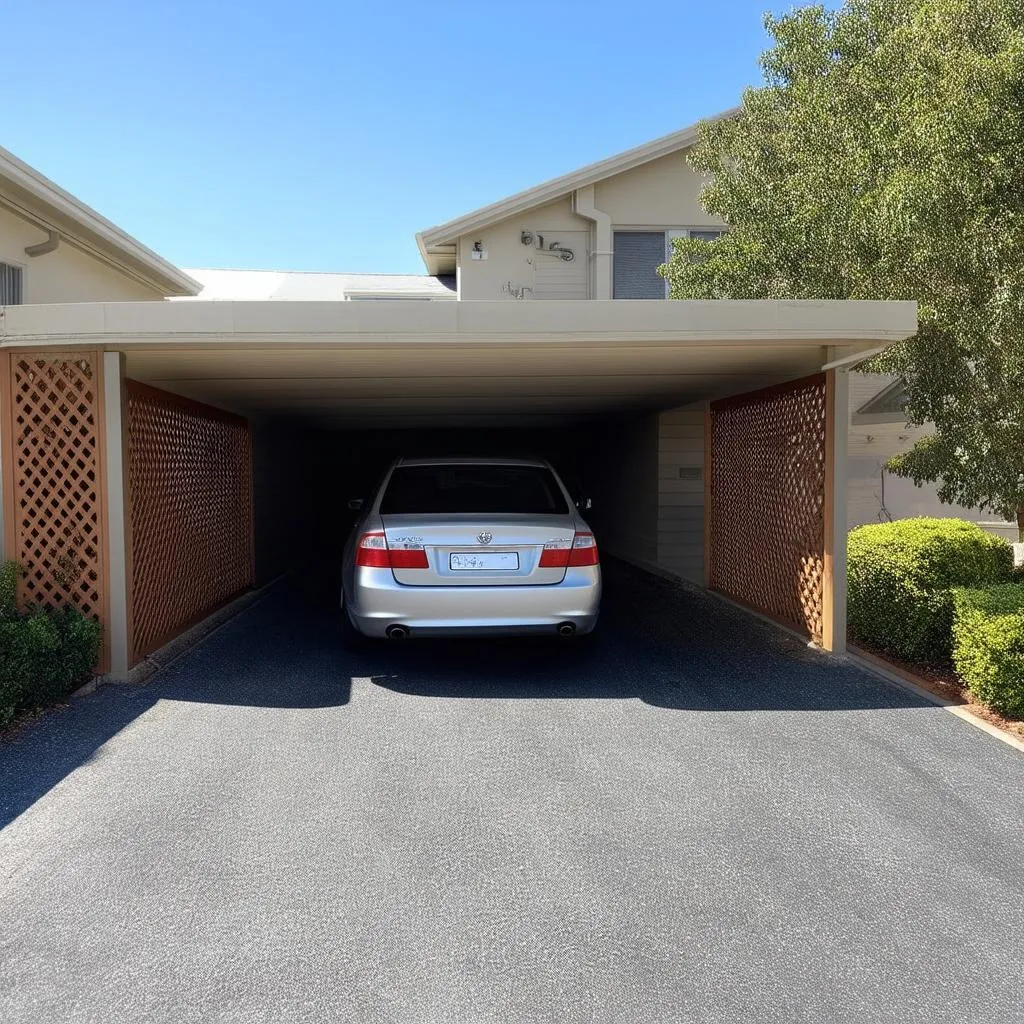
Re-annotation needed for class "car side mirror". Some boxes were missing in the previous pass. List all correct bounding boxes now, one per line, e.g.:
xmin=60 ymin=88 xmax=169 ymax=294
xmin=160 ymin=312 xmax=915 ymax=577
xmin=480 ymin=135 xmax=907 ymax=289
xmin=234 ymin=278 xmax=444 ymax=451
xmin=577 ymin=497 xmax=593 ymax=511
xmin=347 ymin=498 xmax=364 ymax=511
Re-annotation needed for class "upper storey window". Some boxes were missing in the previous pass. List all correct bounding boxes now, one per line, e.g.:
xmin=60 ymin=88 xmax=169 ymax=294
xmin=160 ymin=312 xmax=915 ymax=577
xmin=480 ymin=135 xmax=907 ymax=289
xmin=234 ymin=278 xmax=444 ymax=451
xmin=613 ymin=229 xmax=723 ymax=299
xmin=0 ymin=262 xmax=23 ymax=304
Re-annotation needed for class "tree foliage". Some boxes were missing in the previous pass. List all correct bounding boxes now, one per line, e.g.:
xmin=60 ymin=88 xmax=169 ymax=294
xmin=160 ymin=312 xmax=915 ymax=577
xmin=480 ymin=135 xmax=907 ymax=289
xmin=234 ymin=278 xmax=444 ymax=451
xmin=662 ymin=0 xmax=1024 ymax=536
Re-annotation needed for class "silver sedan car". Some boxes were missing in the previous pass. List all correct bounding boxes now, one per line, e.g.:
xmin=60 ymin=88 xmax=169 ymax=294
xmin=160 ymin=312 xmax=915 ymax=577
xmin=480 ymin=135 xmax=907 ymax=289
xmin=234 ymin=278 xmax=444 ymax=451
xmin=341 ymin=457 xmax=601 ymax=639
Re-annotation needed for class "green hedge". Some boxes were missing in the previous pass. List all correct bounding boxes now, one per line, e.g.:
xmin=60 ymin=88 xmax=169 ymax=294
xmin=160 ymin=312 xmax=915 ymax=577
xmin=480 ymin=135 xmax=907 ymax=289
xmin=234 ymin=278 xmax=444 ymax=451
xmin=952 ymin=584 xmax=1024 ymax=718
xmin=848 ymin=518 xmax=1013 ymax=663
xmin=0 ymin=561 xmax=102 ymax=727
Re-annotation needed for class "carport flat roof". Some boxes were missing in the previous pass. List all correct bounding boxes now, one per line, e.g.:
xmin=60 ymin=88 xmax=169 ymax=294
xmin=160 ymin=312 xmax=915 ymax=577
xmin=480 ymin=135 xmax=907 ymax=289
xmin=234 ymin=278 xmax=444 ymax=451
xmin=0 ymin=299 xmax=916 ymax=428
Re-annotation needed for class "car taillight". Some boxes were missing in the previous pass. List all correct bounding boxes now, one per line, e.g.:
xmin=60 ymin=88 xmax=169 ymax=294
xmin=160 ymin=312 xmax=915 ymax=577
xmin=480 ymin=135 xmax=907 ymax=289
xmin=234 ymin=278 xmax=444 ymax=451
xmin=539 ymin=537 xmax=572 ymax=568
xmin=355 ymin=532 xmax=428 ymax=569
xmin=539 ymin=533 xmax=599 ymax=568
xmin=390 ymin=547 xmax=429 ymax=569
xmin=568 ymin=532 xmax=599 ymax=566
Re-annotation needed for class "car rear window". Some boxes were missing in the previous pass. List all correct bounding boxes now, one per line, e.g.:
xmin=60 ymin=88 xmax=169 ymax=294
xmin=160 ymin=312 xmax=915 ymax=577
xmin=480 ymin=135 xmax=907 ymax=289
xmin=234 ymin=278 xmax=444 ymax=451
xmin=380 ymin=464 xmax=569 ymax=515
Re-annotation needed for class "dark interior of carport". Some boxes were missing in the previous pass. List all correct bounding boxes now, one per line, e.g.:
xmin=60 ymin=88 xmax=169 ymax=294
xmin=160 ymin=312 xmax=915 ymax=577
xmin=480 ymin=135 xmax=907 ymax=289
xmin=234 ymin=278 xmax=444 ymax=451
xmin=119 ymin=341 xmax=818 ymax=581
xmin=117 ymin=339 xmax=835 ymax=655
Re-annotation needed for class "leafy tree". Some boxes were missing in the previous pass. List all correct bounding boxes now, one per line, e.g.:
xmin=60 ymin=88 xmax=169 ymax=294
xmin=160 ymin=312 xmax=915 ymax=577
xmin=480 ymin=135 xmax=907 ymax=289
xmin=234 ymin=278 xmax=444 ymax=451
xmin=661 ymin=0 xmax=1024 ymax=540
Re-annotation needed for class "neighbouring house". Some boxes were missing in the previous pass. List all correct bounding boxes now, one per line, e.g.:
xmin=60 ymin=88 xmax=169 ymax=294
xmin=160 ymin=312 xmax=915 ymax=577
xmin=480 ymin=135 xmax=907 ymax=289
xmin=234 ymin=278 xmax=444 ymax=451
xmin=0 ymin=144 xmax=198 ymax=303
xmin=848 ymin=372 xmax=1016 ymax=539
xmin=0 ymin=120 xmax=916 ymax=681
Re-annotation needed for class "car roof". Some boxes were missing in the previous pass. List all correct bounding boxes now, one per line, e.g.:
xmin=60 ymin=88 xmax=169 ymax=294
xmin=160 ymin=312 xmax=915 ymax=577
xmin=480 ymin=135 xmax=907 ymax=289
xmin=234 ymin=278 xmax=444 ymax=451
xmin=395 ymin=456 xmax=548 ymax=468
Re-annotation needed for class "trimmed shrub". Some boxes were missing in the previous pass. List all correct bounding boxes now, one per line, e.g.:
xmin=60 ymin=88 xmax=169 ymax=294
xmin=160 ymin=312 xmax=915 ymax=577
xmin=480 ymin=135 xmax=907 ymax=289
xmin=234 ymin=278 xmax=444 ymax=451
xmin=847 ymin=518 xmax=1013 ymax=663
xmin=952 ymin=584 xmax=1024 ymax=718
xmin=0 ymin=560 xmax=102 ymax=727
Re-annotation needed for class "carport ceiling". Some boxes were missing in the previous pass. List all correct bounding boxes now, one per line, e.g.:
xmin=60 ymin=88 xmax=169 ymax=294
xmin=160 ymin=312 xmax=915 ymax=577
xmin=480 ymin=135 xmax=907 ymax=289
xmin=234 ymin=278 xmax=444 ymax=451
xmin=125 ymin=342 xmax=831 ymax=429
xmin=0 ymin=299 xmax=917 ymax=430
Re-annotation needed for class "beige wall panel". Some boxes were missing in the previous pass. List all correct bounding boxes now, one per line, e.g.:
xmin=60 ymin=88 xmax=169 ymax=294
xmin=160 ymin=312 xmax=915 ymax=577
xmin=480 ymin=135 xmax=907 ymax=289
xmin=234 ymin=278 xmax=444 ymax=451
xmin=456 ymin=197 xmax=590 ymax=300
xmin=595 ymin=152 xmax=724 ymax=228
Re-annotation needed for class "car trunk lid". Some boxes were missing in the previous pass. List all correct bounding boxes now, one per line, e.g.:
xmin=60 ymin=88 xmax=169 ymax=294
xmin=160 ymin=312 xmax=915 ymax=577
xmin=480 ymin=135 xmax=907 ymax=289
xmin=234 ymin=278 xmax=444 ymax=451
xmin=382 ymin=514 xmax=573 ymax=586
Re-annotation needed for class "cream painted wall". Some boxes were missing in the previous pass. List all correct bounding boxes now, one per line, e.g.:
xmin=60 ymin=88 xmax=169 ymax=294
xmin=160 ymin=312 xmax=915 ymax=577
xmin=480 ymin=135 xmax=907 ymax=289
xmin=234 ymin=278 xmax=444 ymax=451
xmin=582 ymin=403 xmax=705 ymax=583
xmin=454 ymin=148 xmax=724 ymax=299
xmin=0 ymin=205 xmax=163 ymax=303
xmin=595 ymin=151 xmax=723 ymax=229
xmin=456 ymin=197 xmax=591 ymax=300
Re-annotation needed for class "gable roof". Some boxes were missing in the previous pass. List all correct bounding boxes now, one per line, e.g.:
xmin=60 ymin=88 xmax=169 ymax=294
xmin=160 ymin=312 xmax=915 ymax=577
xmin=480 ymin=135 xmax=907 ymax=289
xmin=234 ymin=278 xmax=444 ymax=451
xmin=415 ymin=107 xmax=739 ymax=272
xmin=0 ymin=144 xmax=201 ymax=297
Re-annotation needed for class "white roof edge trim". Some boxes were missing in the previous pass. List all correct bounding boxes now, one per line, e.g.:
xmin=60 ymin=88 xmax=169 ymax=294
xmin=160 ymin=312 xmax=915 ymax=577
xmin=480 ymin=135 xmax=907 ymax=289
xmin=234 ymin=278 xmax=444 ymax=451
xmin=415 ymin=107 xmax=741 ymax=250
xmin=0 ymin=144 xmax=201 ymax=297
xmin=0 ymin=298 xmax=918 ymax=349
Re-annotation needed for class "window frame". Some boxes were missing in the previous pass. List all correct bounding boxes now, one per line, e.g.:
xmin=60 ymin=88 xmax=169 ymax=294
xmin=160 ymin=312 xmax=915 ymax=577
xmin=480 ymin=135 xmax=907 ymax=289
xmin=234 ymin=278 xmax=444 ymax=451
xmin=0 ymin=260 xmax=24 ymax=305
xmin=613 ymin=227 xmax=725 ymax=299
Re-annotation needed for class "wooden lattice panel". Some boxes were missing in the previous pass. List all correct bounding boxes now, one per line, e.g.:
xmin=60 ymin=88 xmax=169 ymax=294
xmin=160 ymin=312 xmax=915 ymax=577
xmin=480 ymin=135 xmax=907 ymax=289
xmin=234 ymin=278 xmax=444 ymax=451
xmin=1 ymin=353 xmax=106 ymax=620
xmin=126 ymin=381 xmax=253 ymax=663
xmin=709 ymin=374 xmax=827 ymax=643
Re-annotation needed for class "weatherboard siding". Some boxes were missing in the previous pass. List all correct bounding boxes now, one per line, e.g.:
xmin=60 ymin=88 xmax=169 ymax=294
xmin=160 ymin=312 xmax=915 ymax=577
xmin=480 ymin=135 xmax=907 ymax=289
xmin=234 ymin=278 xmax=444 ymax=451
xmin=657 ymin=405 xmax=705 ymax=583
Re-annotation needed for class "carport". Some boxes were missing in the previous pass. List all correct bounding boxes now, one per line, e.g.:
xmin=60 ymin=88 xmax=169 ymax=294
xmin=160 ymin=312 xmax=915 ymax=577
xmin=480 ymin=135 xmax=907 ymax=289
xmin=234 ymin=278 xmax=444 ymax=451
xmin=0 ymin=298 xmax=916 ymax=676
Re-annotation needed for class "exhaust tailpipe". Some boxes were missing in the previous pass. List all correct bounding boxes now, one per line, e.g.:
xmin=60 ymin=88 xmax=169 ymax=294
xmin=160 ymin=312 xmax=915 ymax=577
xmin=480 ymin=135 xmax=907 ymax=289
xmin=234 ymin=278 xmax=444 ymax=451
xmin=386 ymin=625 xmax=410 ymax=640
xmin=557 ymin=622 xmax=576 ymax=637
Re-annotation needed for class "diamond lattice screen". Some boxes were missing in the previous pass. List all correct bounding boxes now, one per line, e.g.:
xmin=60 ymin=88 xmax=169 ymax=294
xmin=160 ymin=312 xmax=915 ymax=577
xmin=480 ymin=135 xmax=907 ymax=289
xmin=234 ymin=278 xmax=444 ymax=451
xmin=127 ymin=381 xmax=253 ymax=663
xmin=3 ymin=353 xmax=106 ymax=620
xmin=709 ymin=374 xmax=827 ymax=643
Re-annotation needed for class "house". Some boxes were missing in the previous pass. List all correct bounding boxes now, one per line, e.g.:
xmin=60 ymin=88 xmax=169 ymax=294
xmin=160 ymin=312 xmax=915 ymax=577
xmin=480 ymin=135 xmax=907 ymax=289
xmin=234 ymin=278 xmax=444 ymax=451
xmin=0 ymin=122 xmax=916 ymax=680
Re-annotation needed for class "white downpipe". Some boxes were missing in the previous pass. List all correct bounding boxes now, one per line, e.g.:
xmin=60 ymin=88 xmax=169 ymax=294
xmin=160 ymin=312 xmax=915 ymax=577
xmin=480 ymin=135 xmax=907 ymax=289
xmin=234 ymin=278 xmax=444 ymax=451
xmin=573 ymin=186 xmax=612 ymax=299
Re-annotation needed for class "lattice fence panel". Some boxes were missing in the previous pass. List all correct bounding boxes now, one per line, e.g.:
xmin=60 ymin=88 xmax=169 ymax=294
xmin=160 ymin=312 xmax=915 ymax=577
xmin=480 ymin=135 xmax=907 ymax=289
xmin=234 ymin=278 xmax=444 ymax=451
xmin=126 ymin=381 xmax=253 ymax=663
xmin=709 ymin=374 xmax=827 ymax=643
xmin=4 ymin=353 xmax=106 ymax=620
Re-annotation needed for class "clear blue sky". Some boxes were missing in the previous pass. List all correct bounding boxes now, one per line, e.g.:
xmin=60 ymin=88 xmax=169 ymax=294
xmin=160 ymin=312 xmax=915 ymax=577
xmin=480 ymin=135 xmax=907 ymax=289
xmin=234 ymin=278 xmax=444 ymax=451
xmin=3 ymin=1 xmax=784 ymax=276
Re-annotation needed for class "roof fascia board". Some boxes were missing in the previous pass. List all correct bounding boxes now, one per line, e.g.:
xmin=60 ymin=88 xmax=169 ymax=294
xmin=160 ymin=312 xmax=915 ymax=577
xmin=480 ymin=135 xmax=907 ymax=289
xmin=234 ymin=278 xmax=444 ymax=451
xmin=416 ymin=107 xmax=740 ymax=251
xmin=0 ymin=298 xmax=918 ymax=350
xmin=0 ymin=146 xmax=201 ymax=297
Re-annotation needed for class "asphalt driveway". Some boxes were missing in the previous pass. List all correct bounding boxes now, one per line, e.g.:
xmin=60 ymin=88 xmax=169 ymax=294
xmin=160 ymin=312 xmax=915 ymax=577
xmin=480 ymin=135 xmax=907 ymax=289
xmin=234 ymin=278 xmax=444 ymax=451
xmin=1 ymin=563 xmax=1022 ymax=1024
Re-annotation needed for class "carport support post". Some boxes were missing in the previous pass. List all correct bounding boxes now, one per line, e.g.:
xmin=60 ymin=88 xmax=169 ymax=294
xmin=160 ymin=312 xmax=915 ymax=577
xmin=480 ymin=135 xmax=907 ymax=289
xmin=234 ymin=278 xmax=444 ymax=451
xmin=102 ymin=351 xmax=133 ymax=678
xmin=822 ymin=366 xmax=849 ymax=654
xmin=0 ymin=353 xmax=10 ymax=565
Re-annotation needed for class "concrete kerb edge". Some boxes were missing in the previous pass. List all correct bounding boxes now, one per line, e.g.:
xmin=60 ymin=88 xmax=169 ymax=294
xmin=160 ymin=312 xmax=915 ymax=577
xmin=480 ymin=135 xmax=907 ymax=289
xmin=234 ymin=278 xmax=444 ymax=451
xmin=846 ymin=648 xmax=1024 ymax=755
xmin=71 ymin=575 xmax=288 ymax=696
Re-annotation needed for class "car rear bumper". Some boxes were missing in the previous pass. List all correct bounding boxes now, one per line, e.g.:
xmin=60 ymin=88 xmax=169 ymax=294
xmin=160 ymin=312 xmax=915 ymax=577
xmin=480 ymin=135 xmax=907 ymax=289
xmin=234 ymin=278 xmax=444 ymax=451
xmin=345 ymin=565 xmax=601 ymax=637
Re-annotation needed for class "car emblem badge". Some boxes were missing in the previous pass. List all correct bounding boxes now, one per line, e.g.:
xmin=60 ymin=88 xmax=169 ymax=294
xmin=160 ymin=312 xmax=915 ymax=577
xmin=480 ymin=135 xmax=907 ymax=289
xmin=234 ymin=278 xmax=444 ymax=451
xmin=477 ymin=531 xmax=493 ymax=545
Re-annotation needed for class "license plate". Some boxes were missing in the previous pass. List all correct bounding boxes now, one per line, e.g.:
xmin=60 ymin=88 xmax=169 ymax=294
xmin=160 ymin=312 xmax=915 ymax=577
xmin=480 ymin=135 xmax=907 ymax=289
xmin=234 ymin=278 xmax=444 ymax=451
xmin=450 ymin=551 xmax=520 ymax=571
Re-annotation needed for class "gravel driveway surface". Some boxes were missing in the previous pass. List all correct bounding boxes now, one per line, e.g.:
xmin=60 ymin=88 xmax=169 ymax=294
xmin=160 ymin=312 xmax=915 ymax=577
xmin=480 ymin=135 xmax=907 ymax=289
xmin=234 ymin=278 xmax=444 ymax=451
xmin=1 ymin=562 xmax=1022 ymax=1023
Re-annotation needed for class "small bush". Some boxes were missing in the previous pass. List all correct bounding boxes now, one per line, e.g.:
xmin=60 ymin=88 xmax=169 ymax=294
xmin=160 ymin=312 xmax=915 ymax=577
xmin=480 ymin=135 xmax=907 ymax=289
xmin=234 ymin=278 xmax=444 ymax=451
xmin=848 ymin=518 xmax=1013 ymax=663
xmin=952 ymin=584 xmax=1024 ymax=718
xmin=0 ymin=560 xmax=102 ymax=727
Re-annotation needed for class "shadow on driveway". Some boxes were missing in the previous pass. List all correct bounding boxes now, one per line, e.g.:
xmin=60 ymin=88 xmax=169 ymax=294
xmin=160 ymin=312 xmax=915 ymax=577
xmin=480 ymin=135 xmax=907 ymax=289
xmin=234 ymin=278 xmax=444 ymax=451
xmin=361 ymin=561 xmax=931 ymax=714
xmin=0 ymin=588 xmax=352 ymax=832
xmin=0 ymin=560 xmax=929 ymax=833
